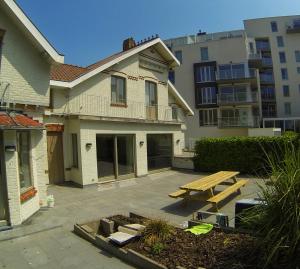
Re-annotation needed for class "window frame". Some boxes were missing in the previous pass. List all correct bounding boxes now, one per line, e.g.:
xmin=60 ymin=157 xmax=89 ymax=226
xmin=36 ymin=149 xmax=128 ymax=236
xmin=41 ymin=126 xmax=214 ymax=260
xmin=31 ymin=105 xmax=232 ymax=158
xmin=271 ymin=21 xmax=278 ymax=32
xmin=145 ymin=80 xmax=157 ymax=106
xmin=111 ymin=75 xmax=127 ymax=106
xmin=279 ymin=52 xmax=286 ymax=63
xmin=281 ymin=68 xmax=288 ymax=80
xmin=199 ymin=109 xmax=218 ymax=127
xmin=197 ymin=87 xmax=217 ymax=105
xmin=71 ymin=133 xmax=79 ymax=168
xmin=284 ymin=102 xmax=292 ymax=116
xmin=295 ymin=51 xmax=300 ymax=63
xmin=200 ymin=47 xmax=209 ymax=61
xmin=195 ymin=66 xmax=215 ymax=83
xmin=283 ymin=85 xmax=290 ymax=97
xmin=175 ymin=50 xmax=182 ymax=64
xmin=276 ymin=36 xmax=284 ymax=47
xmin=17 ymin=131 xmax=33 ymax=193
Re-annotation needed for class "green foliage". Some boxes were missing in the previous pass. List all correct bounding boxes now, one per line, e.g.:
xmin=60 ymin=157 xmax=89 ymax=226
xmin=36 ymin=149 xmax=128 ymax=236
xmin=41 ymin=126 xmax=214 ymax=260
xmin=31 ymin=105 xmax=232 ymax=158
xmin=143 ymin=219 xmax=174 ymax=247
xmin=193 ymin=135 xmax=299 ymax=174
xmin=151 ymin=242 xmax=165 ymax=255
xmin=241 ymin=144 xmax=300 ymax=267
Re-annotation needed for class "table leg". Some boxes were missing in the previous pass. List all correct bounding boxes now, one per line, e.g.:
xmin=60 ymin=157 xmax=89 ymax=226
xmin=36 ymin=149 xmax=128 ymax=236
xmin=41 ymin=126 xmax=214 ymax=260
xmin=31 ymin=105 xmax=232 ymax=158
xmin=233 ymin=176 xmax=241 ymax=194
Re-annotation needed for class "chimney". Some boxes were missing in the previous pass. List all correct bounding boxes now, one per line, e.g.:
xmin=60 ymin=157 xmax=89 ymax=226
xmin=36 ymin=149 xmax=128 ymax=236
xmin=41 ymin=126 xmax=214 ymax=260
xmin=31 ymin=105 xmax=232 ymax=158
xmin=123 ymin=37 xmax=136 ymax=51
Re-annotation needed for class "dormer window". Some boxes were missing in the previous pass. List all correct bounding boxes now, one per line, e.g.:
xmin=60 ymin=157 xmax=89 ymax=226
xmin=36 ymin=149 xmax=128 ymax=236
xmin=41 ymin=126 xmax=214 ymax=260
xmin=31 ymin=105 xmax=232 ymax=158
xmin=111 ymin=76 xmax=126 ymax=106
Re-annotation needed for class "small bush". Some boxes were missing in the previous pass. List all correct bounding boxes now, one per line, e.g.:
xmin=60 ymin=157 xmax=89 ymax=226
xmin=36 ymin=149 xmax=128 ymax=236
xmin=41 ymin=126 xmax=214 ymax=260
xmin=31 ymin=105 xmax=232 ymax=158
xmin=193 ymin=135 xmax=299 ymax=174
xmin=143 ymin=219 xmax=174 ymax=246
xmin=151 ymin=242 xmax=165 ymax=255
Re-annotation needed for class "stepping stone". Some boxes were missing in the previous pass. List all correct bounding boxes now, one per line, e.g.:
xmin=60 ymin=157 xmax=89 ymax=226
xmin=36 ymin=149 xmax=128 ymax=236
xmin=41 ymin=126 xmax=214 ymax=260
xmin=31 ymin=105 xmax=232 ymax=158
xmin=124 ymin=223 xmax=146 ymax=231
xmin=108 ymin=232 xmax=136 ymax=245
xmin=81 ymin=225 xmax=94 ymax=234
xmin=118 ymin=226 xmax=140 ymax=236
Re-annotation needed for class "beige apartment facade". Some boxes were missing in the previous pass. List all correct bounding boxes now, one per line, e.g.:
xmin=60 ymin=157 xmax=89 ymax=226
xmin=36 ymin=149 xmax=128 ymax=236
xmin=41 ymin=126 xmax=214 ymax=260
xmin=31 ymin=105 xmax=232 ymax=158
xmin=0 ymin=0 xmax=63 ymax=226
xmin=165 ymin=15 xmax=300 ymax=147
xmin=46 ymin=38 xmax=193 ymax=186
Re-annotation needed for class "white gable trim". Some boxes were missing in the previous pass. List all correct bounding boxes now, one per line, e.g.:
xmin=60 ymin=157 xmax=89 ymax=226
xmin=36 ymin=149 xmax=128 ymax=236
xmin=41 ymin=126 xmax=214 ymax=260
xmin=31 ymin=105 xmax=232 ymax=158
xmin=3 ymin=0 xmax=64 ymax=63
xmin=168 ymin=81 xmax=194 ymax=116
xmin=50 ymin=38 xmax=179 ymax=88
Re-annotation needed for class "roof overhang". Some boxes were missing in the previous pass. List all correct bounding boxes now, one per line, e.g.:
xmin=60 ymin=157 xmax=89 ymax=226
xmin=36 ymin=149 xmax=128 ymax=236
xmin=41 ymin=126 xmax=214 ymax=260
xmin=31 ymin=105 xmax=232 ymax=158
xmin=50 ymin=38 xmax=179 ymax=88
xmin=168 ymin=81 xmax=194 ymax=116
xmin=1 ymin=0 xmax=64 ymax=64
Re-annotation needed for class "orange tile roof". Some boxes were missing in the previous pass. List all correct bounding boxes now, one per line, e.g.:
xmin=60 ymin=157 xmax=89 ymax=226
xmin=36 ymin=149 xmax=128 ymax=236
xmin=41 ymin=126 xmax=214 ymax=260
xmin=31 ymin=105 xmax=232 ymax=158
xmin=51 ymin=38 xmax=159 ymax=82
xmin=0 ymin=112 xmax=43 ymax=129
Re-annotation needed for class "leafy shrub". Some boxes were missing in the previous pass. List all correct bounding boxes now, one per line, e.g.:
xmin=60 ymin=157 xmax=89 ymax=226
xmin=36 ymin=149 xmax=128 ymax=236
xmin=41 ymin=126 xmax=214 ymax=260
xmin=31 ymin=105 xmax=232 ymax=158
xmin=143 ymin=219 xmax=174 ymax=246
xmin=193 ymin=135 xmax=299 ymax=174
xmin=241 ymin=144 xmax=300 ymax=267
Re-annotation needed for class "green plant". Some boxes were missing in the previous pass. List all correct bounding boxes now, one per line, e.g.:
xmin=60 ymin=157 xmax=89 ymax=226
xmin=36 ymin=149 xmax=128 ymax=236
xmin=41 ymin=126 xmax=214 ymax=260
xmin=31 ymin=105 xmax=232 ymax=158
xmin=241 ymin=143 xmax=300 ymax=267
xmin=143 ymin=219 xmax=174 ymax=246
xmin=151 ymin=242 xmax=165 ymax=255
xmin=193 ymin=135 xmax=299 ymax=174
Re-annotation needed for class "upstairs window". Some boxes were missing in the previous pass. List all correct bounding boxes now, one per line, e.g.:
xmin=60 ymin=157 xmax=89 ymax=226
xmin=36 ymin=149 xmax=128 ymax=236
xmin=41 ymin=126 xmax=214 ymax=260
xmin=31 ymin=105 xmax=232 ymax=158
xmin=284 ymin=102 xmax=291 ymax=115
xmin=277 ymin=36 xmax=284 ymax=47
xmin=71 ymin=133 xmax=78 ymax=168
xmin=168 ymin=70 xmax=175 ymax=84
xmin=200 ymin=47 xmax=209 ymax=61
xmin=111 ymin=76 xmax=126 ymax=105
xmin=175 ymin=50 xmax=182 ymax=64
xmin=295 ymin=51 xmax=300 ymax=62
xmin=271 ymin=21 xmax=278 ymax=32
xmin=199 ymin=109 xmax=217 ymax=126
xmin=283 ymin=85 xmax=290 ymax=97
xmin=281 ymin=68 xmax=288 ymax=80
xmin=197 ymin=87 xmax=217 ymax=105
xmin=145 ymin=81 xmax=157 ymax=106
xmin=195 ymin=66 xmax=215 ymax=82
xmin=279 ymin=52 xmax=286 ymax=63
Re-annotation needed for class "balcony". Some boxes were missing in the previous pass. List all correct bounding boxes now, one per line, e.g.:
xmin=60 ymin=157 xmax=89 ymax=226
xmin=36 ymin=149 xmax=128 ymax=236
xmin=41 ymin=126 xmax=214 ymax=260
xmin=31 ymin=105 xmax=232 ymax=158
xmin=261 ymin=94 xmax=276 ymax=102
xmin=248 ymin=53 xmax=262 ymax=68
xmin=286 ymin=20 xmax=300 ymax=34
xmin=261 ymin=57 xmax=273 ymax=67
xmin=218 ymin=116 xmax=260 ymax=128
xmin=218 ymin=92 xmax=259 ymax=105
xmin=262 ymin=110 xmax=277 ymax=118
xmin=260 ymin=74 xmax=274 ymax=84
xmin=55 ymin=94 xmax=183 ymax=123
xmin=215 ymin=67 xmax=257 ymax=84
xmin=256 ymin=41 xmax=271 ymax=52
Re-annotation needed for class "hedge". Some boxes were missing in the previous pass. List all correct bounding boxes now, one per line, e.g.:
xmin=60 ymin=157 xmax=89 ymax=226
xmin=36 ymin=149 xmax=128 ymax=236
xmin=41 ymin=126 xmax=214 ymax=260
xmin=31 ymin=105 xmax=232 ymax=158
xmin=193 ymin=134 xmax=299 ymax=175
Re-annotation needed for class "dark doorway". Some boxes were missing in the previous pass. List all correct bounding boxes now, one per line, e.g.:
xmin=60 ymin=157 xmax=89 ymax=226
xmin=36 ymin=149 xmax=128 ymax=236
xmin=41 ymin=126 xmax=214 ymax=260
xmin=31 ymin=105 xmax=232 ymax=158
xmin=147 ymin=134 xmax=173 ymax=171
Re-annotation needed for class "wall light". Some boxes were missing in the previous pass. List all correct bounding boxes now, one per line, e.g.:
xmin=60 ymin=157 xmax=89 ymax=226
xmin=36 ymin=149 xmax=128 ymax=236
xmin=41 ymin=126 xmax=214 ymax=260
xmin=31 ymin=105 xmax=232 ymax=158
xmin=140 ymin=141 xmax=144 ymax=147
xmin=176 ymin=139 xmax=180 ymax=144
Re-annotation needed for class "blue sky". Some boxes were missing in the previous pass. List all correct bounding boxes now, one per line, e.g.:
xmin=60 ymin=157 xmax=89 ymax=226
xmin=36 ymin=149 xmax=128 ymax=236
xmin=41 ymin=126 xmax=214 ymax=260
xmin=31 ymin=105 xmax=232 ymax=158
xmin=17 ymin=0 xmax=300 ymax=66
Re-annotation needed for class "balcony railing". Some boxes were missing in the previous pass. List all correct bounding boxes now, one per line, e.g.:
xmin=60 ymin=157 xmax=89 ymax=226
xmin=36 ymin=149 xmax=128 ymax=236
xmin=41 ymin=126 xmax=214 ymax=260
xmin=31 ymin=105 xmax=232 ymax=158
xmin=260 ymin=74 xmax=274 ymax=84
xmin=61 ymin=94 xmax=183 ymax=123
xmin=286 ymin=20 xmax=300 ymax=33
xmin=248 ymin=53 xmax=262 ymax=61
xmin=218 ymin=92 xmax=258 ymax=105
xmin=256 ymin=42 xmax=271 ymax=51
xmin=262 ymin=58 xmax=273 ymax=66
xmin=216 ymin=68 xmax=256 ymax=81
xmin=218 ymin=116 xmax=260 ymax=128
xmin=261 ymin=94 xmax=276 ymax=102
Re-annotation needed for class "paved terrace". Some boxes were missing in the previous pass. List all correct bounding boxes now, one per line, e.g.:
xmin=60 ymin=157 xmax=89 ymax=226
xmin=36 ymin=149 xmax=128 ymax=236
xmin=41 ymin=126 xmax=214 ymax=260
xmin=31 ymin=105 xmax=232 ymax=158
xmin=0 ymin=170 xmax=263 ymax=269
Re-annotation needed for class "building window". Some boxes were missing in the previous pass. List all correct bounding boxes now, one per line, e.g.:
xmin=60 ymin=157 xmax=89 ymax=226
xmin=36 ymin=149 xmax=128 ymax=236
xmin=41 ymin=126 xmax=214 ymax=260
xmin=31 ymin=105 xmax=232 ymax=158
xmin=283 ymin=85 xmax=290 ymax=97
xmin=195 ymin=66 xmax=215 ymax=82
xmin=271 ymin=21 xmax=278 ymax=32
xmin=199 ymin=109 xmax=217 ymax=126
xmin=249 ymin=42 xmax=254 ymax=53
xmin=281 ymin=68 xmax=288 ymax=80
xmin=197 ymin=87 xmax=217 ymax=105
xmin=17 ymin=131 xmax=32 ymax=192
xmin=261 ymin=87 xmax=275 ymax=101
xmin=175 ymin=50 xmax=182 ymax=64
xmin=111 ymin=76 xmax=126 ymax=105
xmin=71 ymin=133 xmax=78 ymax=168
xmin=168 ymin=70 xmax=175 ymax=84
xmin=276 ymin=36 xmax=284 ymax=47
xmin=279 ymin=52 xmax=286 ymax=63
xmin=297 ymin=67 xmax=300 ymax=74
xmin=145 ymin=81 xmax=157 ymax=106
xmin=284 ymin=102 xmax=291 ymax=115
xmin=200 ymin=47 xmax=209 ymax=61
xmin=295 ymin=51 xmax=300 ymax=62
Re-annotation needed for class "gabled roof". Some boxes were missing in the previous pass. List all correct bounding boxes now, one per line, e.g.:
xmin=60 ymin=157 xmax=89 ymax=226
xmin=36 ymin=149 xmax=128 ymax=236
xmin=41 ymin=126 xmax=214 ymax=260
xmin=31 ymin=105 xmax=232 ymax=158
xmin=0 ymin=112 xmax=44 ymax=129
xmin=50 ymin=38 xmax=179 ymax=88
xmin=168 ymin=81 xmax=194 ymax=116
xmin=1 ymin=0 xmax=64 ymax=63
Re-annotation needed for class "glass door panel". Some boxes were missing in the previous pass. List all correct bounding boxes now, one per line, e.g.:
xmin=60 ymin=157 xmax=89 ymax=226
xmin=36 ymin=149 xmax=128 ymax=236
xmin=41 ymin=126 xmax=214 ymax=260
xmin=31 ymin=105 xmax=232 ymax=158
xmin=117 ymin=135 xmax=134 ymax=177
xmin=96 ymin=135 xmax=115 ymax=179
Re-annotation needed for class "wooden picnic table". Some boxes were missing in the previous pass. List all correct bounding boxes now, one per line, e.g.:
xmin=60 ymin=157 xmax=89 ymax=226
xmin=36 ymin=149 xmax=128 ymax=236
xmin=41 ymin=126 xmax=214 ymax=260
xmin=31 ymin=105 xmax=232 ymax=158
xmin=169 ymin=171 xmax=248 ymax=211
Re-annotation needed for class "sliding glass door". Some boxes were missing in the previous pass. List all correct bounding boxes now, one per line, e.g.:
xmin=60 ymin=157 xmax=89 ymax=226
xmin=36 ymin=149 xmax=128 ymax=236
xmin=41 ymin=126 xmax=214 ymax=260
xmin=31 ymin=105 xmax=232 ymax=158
xmin=96 ymin=134 xmax=135 ymax=181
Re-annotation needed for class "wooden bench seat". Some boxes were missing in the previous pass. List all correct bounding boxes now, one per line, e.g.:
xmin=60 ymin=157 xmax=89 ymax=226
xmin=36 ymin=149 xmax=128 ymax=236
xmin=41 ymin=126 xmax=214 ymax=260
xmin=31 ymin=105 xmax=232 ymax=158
xmin=207 ymin=179 xmax=249 ymax=209
xmin=168 ymin=189 xmax=188 ymax=198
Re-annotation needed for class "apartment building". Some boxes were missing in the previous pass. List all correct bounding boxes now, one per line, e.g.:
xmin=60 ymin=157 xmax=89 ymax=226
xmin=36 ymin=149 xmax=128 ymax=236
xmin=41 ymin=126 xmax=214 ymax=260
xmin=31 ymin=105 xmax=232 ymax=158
xmin=0 ymin=0 xmax=63 ymax=226
xmin=165 ymin=15 xmax=300 ymax=147
xmin=46 ymin=37 xmax=193 ymax=186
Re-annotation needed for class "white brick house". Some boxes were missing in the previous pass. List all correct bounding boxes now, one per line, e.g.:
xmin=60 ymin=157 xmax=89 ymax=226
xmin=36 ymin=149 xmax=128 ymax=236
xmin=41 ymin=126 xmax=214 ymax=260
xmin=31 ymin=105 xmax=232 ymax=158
xmin=47 ymin=38 xmax=193 ymax=186
xmin=0 ymin=0 xmax=63 ymax=227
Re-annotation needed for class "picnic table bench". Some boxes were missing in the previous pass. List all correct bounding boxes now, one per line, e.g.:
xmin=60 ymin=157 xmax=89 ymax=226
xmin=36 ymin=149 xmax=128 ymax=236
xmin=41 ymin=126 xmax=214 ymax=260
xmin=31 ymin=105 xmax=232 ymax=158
xmin=169 ymin=171 xmax=248 ymax=211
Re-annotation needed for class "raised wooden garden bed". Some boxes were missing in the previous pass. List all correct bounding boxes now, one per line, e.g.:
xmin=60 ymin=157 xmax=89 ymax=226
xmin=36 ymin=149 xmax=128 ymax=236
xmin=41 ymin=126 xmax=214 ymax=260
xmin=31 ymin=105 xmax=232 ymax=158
xmin=74 ymin=213 xmax=265 ymax=269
